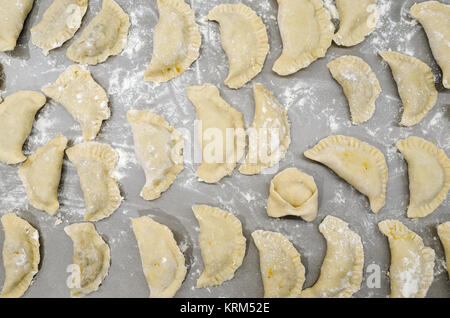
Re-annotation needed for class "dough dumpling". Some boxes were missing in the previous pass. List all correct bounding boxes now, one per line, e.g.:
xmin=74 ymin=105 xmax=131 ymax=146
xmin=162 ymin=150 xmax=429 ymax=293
xmin=437 ymin=222 xmax=450 ymax=278
xmin=0 ymin=0 xmax=34 ymax=51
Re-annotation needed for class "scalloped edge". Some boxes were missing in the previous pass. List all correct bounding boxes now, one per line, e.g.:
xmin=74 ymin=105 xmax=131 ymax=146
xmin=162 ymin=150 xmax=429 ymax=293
xmin=378 ymin=219 xmax=435 ymax=298
xmin=396 ymin=136 xmax=450 ymax=218
xmin=144 ymin=0 xmax=201 ymax=82
xmin=379 ymin=51 xmax=437 ymax=126
xmin=252 ymin=230 xmax=305 ymax=298
xmin=192 ymin=205 xmax=246 ymax=288
xmin=304 ymin=135 xmax=388 ymax=213
xmin=327 ymin=55 xmax=381 ymax=124
xmin=437 ymin=221 xmax=450 ymax=278
xmin=127 ymin=109 xmax=184 ymax=200
xmin=273 ymin=0 xmax=334 ymax=76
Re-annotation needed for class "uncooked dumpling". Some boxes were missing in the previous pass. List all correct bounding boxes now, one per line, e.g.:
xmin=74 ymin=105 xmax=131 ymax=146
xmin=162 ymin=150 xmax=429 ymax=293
xmin=144 ymin=0 xmax=201 ymax=82
xmin=0 ymin=91 xmax=46 ymax=165
xmin=327 ymin=55 xmax=381 ymax=124
xmin=378 ymin=219 xmax=435 ymax=298
xmin=266 ymin=167 xmax=318 ymax=222
xmin=31 ymin=0 xmax=88 ymax=55
xmin=131 ymin=216 xmax=187 ymax=298
xmin=410 ymin=1 xmax=450 ymax=89
xmin=1 ymin=213 xmax=40 ymax=298
xmin=273 ymin=0 xmax=334 ymax=76
xmin=18 ymin=136 xmax=68 ymax=215
xmin=66 ymin=142 xmax=122 ymax=222
xmin=300 ymin=216 xmax=364 ymax=298
xmin=379 ymin=51 xmax=437 ymax=126
xmin=127 ymin=110 xmax=184 ymax=200
xmin=66 ymin=0 xmax=130 ymax=65
xmin=396 ymin=136 xmax=449 ymax=218
xmin=42 ymin=64 xmax=110 ymax=141
xmin=187 ymin=84 xmax=246 ymax=183
xmin=193 ymin=205 xmax=246 ymax=288
xmin=333 ymin=0 xmax=378 ymax=46
xmin=304 ymin=135 xmax=388 ymax=213
xmin=64 ymin=222 xmax=110 ymax=297
xmin=207 ymin=3 xmax=269 ymax=88
xmin=437 ymin=222 xmax=450 ymax=278
xmin=252 ymin=230 xmax=305 ymax=298
xmin=239 ymin=83 xmax=290 ymax=175
xmin=0 ymin=0 xmax=34 ymax=51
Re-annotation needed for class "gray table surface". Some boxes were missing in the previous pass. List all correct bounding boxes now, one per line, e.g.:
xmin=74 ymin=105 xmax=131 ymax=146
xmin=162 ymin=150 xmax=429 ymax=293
xmin=0 ymin=0 xmax=449 ymax=298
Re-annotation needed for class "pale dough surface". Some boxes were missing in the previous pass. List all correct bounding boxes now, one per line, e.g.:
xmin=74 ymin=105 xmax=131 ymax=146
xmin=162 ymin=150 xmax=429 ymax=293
xmin=0 ymin=0 xmax=34 ymax=51
xmin=437 ymin=222 xmax=450 ymax=278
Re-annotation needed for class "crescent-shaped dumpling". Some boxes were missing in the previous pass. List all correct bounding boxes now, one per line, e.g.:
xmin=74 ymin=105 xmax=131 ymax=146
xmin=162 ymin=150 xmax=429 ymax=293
xmin=0 ymin=91 xmax=46 ymax=164
xmin=64 ymin=222 xmax=110 ymax=297
xmin=187 ymin=84 xmax=246 ymax=183
xmin=207 ymin=3 xmax=269 ymax=89
xmin=18 ymin=135 xmax=68 ymax=215
xmin=127 ymin=110 xmax=184 ymax=200
xmin=66 ymin=142 xmax=122 ymax=222
xmin=66 ymin=0 xmax=130 ymax=65
xmin=273 ymin=0 xmax=334 ymax=76
xmin=31 ymin=0 xmax=88 ymax=55
xmin=0 ymin=0 xmax=34 ymax=51
xmin=252 ymin=230 xmax=305 ymax=298
xmin=131 ymin=216 xmax=187 ymax=298
xmin=300 ymin=215 xmax=364 ymax=298
xmin=410 ymin=1 xmax=450 ymax=89
xmin=304 ymin=135 xmax=388 ymax=213
xmin=396 ymin=136 xmax=450 ymax=218
xmin=437 ymin=222 xmax=450 ymax=278
xmin=327 ymin=55 xmax=381 ymax=124
xmin=192 ymin=205 xmax=246 ymax=288
xmin=239 ymin=83 xmax=290 ymax=175
xmin=333 ymin=0 xmax=378 ymax=46
xmin=266 ymin=167 xmax=318 ymax=222
xmin=144 ymin=0 xmax=201 ymax=82
xmin=379 ymin=51 xmax=437 ymax=126
xmin=378 ymin=219 xmax=435 ymax=298
xmin=1 ymin=213 xmax=40 ymax=298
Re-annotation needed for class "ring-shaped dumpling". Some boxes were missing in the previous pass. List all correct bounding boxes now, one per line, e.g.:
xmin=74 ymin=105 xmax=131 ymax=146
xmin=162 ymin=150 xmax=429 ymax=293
xmin=252 ymin=230 xmax=305 ymax=298
xmin=378 ymin=219 xmax=435 ymax=298
xmin=396 ymin=136 xmax=450 ymax=218
xmin=193 ymin=205 xmax=246 ymax=288
xmin=144 ymin=0 xmax=201 ymax=82
xmin=207 ymin=3 xmax=269 ymax=89
xmin=0 ymin=0 xmax=34 ymax=51
xmin=304 ymin=135 xmax=388 ymax=213
xmin=300 ymin=215 xmax=364 ymax=298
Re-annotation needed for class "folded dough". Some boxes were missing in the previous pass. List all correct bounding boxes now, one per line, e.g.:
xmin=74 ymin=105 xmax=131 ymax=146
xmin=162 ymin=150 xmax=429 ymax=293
xmin=410 ymin=1 xmax=450 ymax=89
xmin=0 ymin=0 xmax=34 ymax=51
xmin=127 ymin=110 xmax=184 ymax=200
xmin=1 ymin=213 xmax=40 ymax=298
xmin=378 ymin=219 xmax=435 ymax=298
xmin=207 ymin=3 xmax=269 ymax=89
xmin=144 ymin=0 xmax=201 ymax=82
xmin=64 ymin=222 xmax=110 ymax=297
xmin=304 ymin=135 xmax=388 ymax=213
xmin=187 ymin=84 xmax=246 ymax=183
xmin=327 ymin=55 xmax=381 ymax=124
xmin=333 ymin=0 xmax=378 ymax=46
xmin=0 ymin=91 xmax=46 ymax=165
xmin=239 ymin=83 xmax=290 ymax=175
xmin=31 ymin=0 xmax=88 ymax=55
xmin=18 ymin=135 xmax=68 ymax=215
xmin=252 ymin=230 xmax=305 ymax=298
xmin=273 ymin=0 xmax=334 ymax=76
xmin=380 ymin=51 xmax=437 ymax=126
xmin=437 ymin=222 xmax=450 ymax=278
xmin=42 ymin=64 xmax=110 ymax=141
xmin=66 ymin=0 xmax=130 ymax=65
xmin=300 ymin=215 xmax=364 ymax=298
xmin=266 ymin=167 xmax=318 ymax=222
xmin=66 ymin=142 xmax=122 ymax=222
xmin=192 ymin=205 xmax=246 ymax=288
xmin=396 ymin=136 xmax=449 ymax=218
xmin=131 ymin=216 xmax=187 ymax=298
